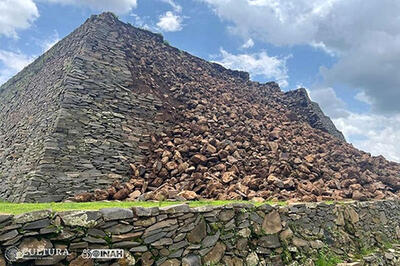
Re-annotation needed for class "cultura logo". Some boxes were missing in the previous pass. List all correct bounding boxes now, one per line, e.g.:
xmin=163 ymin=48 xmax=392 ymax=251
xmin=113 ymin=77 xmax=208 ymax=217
xmin=4 ymin=246 xmax=70 ymax=261
xmin=5 ymin=246 xmax=23 ymax=262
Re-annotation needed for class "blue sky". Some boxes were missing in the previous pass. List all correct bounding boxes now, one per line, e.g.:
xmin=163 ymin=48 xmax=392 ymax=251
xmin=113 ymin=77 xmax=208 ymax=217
xmin=1 ymin=0 xmax=400 ymax=162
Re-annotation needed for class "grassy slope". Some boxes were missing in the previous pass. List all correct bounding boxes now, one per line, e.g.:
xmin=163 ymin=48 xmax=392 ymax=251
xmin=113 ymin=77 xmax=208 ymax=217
xmin=0 ymin=200 xmax=287 ymax=215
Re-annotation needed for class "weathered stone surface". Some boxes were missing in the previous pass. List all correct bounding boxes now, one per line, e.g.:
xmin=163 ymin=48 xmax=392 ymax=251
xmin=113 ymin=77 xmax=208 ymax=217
xmin=144 ymin=219 xmax=177 ymax=236
xmin=134 ymin=217 xmax=156 ymax=227
xmin=237 ymin=228 xmax=251 ymax=238
xmin=223 ymin=256 xmax=244 ymax=266
xmin=19 ymin=237 xmax=53 ymax=253
xmin=87 ymin=228 xmax=106 ymax=238
xmin=23 ymin=219 xmax=50 ymax=230
xmin=69 ymin=242 xmax=88 ymax=250
xmin=191 ymin=154 xmax=207 ymax=165
xmin=335 ymin=210 xmax=345 ymax=226
xmin=160 ymin=204 xmax=190 ymax=214
xmin=279 ymin=228 xmax=293 ymax=241
xmin=144 ymin=232 xmax=167 ymax=244
xmin=132 ymin=207 xmax=160 ymax=217
xmin=160 ymin=258 xmax=180 ymax=266
xmin=0 ymin=230 xmax=19 ymax=242
xmin=100 ymin=208 xmax=133 ymax=221
xmin=202 ymin=231 xmax=220 ymax=248
xmin=203 ymin=242 xmax=226 ymax=264
xmin=258 ymin=234 xmax=281 ymax=248
xmin=130 ymin=245 xmax=148 ymax=252
xmin=82 ymin=236 xmax=107 ymax=244
xmin=345 ymin=207 xmax=360 ymax=224
xmin=151 ymin=238 xmax=173 ymax=246
xmin=182 ymin=254 xmax=201 ymax=266
xmin=246 ymin=252 xmax=259 ymax=266
xmin=187 ymin=218 xmax=206 ymax=244
xmin=113 ymin=241 xmax=140 ymax=249
xmin=112 ymin=231 xmax=142 ymax=243
xmin=14 ymin=210 xmax=51 ymax=224
xmin=69 ymin=256 xmax=94 ymax=266
xmin=219 ymin=210 xmax=235 ymax=222
xmin=177 ymin=191 xmax=198 ymax=200
xmin=310 ymin=240 xmax=324 ymax=249
xmin=293 ymin=237 xmax=310 ymax=248
xmin=104 ymin=224 xmax=134 ymax=234
xmin=262 ymin=210 xmax=282 ymax=234
xmin=0 ymin=215 xmax=12 ymax=224
xmin=59 ymin=211 xmax=101 ymax=228
xmin=141 ymin=251 xmax=154 ymax=265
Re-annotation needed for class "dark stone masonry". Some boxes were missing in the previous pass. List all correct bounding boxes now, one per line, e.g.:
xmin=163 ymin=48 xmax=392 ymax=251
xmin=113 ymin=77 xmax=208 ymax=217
xmin=0 ymin=201 xmax=400 ymax=265
xmin=0 ymin=13 xmax=169 ymax=202
xmin=0 ymin=13 xmax=347 ymax=203
xmin=283 ymin=88 xmax=345 ymax=141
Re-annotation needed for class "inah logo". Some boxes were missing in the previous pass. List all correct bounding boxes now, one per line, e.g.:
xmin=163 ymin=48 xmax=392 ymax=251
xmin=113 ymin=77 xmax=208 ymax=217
xmin=81 ymin=249 xmax=124 ymax=259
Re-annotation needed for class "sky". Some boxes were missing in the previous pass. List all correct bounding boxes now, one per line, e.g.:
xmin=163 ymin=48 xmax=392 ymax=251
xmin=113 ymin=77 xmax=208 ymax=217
xmin=1 ymin=0 xmax=400 ymax=162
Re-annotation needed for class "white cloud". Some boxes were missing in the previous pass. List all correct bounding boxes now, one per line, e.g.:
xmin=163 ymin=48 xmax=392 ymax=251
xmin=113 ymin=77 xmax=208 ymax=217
xmin=161 ymin=0 xmax=182 ymax=13
xmin=334 ymin=113 xmax=400 ymax=163
xmin=0 ymin=50 xmax=35 ymax=85
xmin=201 ymin=0 xmax=400 ymax=114
xmin=43 ymin=0 xmax=137 ymax=14
xmin=320 ymin=31 xmax=400 ymax=113
xmin=0 ymin=50 xmax=34 ymax=72
xmin=215 ymin=48 xmax=290 ymax=87
xmin=354 ymin=91 xmax=373 ymax=105
xmin=241 ymin=38 xmax=254 ymax=49
xmin=308 ymin=87 xmax=349 ymax=119
xmin=156 ymin=11 xmax=183 ymax=32
xmin=202 ymin=0 xmax=337 ymax=46
xmin=0 ymin=0 xmax=39 ymax=38
xmin=129 ymin=13 xmax=152 ymax=30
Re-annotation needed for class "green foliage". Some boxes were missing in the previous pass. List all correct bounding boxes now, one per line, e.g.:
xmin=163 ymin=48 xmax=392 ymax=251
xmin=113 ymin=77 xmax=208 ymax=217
xmin=280 ymin=242 xmax=292 ymax=264
xmin=359 ymin=246 xmax=376 ymax=257
xmin=163 ymin=40 xmax=170 ymax=46
xmin=315 ymin=249 xmax=342 ymax=266
xmin=0 ymin=200 xmax=286 ymax=215
xmin=104 ymin=233 xmax=113 ymax=248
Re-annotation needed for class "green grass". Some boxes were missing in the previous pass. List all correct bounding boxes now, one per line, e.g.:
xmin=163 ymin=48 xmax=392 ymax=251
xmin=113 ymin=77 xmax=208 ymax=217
xmin=315 ymin=249 xmax=343 ymax=266
xmin=0 ymin=200 xmax=286 ymax=215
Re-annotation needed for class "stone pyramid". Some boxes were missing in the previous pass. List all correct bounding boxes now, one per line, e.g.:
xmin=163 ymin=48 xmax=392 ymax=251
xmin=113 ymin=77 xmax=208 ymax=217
xmin=1 ymin=13 xmax=398 ymax=203
xmin=0 ymin=13 xmax=169 ymax=202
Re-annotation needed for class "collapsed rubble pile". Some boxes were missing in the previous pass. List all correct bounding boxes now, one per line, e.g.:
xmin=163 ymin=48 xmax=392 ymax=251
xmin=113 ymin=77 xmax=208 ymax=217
xmin=74 ymin=79 xmax=400 ymax=202
xmin=72 ymin=13 xmax=400 ymax=203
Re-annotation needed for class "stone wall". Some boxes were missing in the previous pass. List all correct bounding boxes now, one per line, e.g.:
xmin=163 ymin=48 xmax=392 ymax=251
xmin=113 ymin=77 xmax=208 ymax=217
xmin=0 ymin=22 xmax=83 ymax=202
xmin=0 ymin=200 xmax=399 ymax=265
xmin=284 ymin=88 xmax=345 ymax=141
xmin=0 ymin=14 xmax=170 ymax=202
